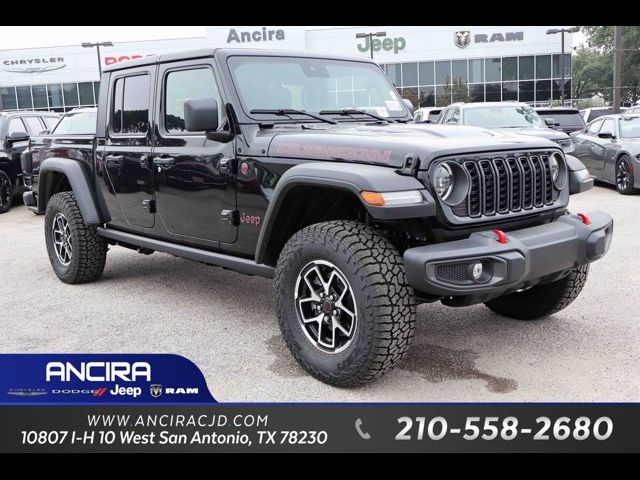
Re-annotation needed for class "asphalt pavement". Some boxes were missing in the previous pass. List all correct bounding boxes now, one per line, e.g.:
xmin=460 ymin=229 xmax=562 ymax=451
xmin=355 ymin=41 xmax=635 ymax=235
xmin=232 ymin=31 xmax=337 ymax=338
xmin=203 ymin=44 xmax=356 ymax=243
xmin=0 ymin=185 xmax=638 ymax=402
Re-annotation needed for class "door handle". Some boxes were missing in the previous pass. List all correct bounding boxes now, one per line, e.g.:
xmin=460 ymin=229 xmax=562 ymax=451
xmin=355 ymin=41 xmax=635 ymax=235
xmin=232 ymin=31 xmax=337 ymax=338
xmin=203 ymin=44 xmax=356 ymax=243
xmin=153 ymin=156 xmax=175 ymax=169
xmin=105 ymin=154 xmax=123 ymax=165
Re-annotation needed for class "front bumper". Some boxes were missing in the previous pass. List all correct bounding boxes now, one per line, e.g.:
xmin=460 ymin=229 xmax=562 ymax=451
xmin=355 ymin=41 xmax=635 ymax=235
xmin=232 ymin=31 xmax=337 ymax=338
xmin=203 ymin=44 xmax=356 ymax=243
xmin=404 ymin=211 xmax=613 ymax=298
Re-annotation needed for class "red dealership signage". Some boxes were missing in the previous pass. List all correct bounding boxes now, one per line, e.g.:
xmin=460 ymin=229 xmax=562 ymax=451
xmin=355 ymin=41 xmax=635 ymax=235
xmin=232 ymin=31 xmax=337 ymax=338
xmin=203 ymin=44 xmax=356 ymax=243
xmin=103 ymin=54 xmax=155 ymax=66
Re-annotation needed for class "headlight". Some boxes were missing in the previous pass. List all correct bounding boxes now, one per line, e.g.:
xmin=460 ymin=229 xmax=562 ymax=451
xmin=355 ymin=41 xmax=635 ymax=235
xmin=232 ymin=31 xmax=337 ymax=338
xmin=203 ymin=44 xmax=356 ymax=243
xmin=555 ymin=138 xmax=574 ymax=153
xmin=548 ymin=154 xmax=560 ymax=182
xmin=433 ymin=163 xmax=454 ymax=200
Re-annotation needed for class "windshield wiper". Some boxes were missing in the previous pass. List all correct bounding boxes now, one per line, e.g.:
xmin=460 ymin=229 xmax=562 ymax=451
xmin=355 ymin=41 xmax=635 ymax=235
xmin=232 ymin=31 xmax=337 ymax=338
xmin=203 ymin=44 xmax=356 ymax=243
xmin=319 ymin=109 xmax=396 ymax=124
xmin=250 ymin=109 xmax=337 ymax=125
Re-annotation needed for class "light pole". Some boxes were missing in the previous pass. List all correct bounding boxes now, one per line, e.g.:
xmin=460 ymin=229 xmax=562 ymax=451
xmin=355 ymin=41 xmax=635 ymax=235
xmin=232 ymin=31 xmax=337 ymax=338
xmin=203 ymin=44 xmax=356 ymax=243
xmin=355 ymin=31 xmax=387 ymax=59
xmin=546 ymin=27 xmax=579 ymax=105
xmin=82 ymin=41 xmax=113 ymax=78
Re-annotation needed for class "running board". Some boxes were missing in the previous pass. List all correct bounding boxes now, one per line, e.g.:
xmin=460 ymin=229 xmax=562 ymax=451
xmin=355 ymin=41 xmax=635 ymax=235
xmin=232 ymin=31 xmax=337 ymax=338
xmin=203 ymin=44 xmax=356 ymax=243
xmin=97 ymin=227 xmax=274 ymax=278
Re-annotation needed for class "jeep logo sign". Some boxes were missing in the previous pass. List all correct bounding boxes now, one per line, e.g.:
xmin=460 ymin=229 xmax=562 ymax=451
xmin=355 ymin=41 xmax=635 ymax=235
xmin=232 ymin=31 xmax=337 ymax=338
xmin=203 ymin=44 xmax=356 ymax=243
xmin=357 ymin=36 xmax=406 ymax=55
xmin=454 ymin=31 xmax=524 ymax=48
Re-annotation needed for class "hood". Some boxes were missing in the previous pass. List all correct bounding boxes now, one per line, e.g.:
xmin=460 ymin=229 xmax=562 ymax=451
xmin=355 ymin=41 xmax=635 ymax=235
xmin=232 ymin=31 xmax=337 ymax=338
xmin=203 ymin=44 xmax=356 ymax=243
xmin=266 ymin=123 xmax=558 ymax=169
xmin=494 ymin=126 xmax=569 ymax=141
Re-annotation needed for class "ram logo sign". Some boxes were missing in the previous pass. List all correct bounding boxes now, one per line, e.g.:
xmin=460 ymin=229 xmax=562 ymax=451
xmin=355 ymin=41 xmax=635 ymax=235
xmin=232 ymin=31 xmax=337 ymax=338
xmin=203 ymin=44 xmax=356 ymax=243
xmin=454 ymin=31 xmax=524 ymax=48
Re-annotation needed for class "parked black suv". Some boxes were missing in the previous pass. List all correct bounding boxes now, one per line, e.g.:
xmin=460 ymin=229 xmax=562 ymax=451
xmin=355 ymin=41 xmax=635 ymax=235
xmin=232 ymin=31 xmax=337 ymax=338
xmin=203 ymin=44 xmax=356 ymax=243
xmin=535 ymin=107 xmax=586 ymax=134
xmin=0 ymin=111 xmax=59 ymax=213
xmin=31 ymin=49 xmax=612 ymax=386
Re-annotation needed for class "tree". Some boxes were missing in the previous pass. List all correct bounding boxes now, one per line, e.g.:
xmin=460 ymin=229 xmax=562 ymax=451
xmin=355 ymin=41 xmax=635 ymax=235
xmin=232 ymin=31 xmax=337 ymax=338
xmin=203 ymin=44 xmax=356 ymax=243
xmin=436 ymin=77 xmax=470 ymax=106
xmin=580 ymin=26 xmax=640 ymax=104
xmin=572 ymin=47 xmax=612 ymax=100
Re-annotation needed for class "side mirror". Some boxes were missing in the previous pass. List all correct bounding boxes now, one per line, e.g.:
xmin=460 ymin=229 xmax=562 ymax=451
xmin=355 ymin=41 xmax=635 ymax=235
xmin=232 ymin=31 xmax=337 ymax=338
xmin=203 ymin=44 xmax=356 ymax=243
xmin=598 ymin=132 xmax=614 ymax=139
xmin=6 ymin=131 xmax=29 ymax=145
xmin=184 ymin=98 xmax=219 ymax=133
xmin=544 ymin=117 xmax=556 ymax=127
xmin=402 ymin=98 xmax=415 ymax=115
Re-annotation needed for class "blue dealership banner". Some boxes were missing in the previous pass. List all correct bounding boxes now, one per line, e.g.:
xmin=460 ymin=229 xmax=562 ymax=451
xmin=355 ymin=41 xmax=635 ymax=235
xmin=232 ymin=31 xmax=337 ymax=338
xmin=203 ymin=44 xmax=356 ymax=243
xmin=0 ymin=354 xmax=216 ymax=404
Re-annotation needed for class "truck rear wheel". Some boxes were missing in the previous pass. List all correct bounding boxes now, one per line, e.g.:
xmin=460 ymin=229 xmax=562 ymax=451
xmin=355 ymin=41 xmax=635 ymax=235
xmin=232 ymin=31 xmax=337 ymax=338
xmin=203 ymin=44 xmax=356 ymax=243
xmin=484 ymin=265 xmax=589 ymax=320
xmin=275 ymin=220 xmax=416 ymax=387
xmin=0 ymin=171 xmax=13 ymax=214
xmin=44 ymin=191 xmax=107 ymax=284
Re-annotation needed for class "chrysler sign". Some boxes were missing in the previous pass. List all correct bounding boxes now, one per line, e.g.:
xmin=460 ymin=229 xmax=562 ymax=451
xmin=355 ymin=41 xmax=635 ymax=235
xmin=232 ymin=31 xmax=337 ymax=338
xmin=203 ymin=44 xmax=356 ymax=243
xmin=2 ymin=57 xmax=66 ymax=73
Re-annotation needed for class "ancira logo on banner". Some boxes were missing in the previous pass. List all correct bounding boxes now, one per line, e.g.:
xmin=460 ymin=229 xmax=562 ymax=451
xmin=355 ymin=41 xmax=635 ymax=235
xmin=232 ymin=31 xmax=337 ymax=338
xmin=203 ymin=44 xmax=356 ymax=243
xmin=227 ymin=27 xmax=286 ymax=43
xmin=45 ymin=361 xmax=151 ymax=382
xmin=1 ymin=57 xmax=66 ymax=73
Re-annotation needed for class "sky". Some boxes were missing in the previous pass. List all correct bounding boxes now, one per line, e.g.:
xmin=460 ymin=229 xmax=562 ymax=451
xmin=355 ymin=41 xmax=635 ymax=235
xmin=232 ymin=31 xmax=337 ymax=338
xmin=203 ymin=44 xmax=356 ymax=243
xmin=0 ymin=26 xmax=587 ymax=51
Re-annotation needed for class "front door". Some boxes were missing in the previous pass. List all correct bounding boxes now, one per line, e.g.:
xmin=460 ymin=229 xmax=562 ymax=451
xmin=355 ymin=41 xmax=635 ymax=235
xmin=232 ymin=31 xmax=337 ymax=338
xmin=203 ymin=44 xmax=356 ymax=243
xmin=103 ymin=67 xmax=155 ymax=229
xmin=152 ymin=61 xmax=237 ymax=246
xmin=575 ymin=118 xmax=603 ymax=173
xmin=589 ymin=117 xmax=616 ymax=171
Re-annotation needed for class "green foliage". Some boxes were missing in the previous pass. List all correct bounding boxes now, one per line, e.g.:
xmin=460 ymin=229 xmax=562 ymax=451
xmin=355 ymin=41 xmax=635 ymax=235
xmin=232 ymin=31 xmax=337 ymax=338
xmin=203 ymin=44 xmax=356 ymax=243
xmin=578 ymin=26 xmax=640 ymax=103
xmin=576 ymin=98 xmax=604 ymax=110
xmin=436 ymin=77 xmax=470 ymax=106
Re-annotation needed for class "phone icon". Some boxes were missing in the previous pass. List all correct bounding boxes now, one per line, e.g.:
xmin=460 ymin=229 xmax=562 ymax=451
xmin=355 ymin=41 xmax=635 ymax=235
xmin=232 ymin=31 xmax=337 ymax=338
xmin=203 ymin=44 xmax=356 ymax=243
xmin=355 ymin=418 xmax=371 ymax=440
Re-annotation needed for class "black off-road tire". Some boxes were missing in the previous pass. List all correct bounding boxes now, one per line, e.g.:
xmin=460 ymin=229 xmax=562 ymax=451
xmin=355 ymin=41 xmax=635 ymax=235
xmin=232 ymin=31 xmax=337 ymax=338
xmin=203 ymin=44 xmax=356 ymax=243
xmin=615 ymin=155 xmax=637 ymax=195
xmin=0 ymin=170 xmax=13 ymax=214
xmin=275 ymin=220 xmax=416 ymax=387
xmin=485 ymin=265 xmax=589 ymax=320
xmin=44 ymin=191 xmax=107 ymax=284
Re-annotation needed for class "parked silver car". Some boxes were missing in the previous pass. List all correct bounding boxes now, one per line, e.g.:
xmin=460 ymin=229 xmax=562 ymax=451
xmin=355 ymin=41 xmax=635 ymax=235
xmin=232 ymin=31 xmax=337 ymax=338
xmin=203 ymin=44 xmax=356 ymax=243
xmin=572 ymin=114 xmax=640 ymax=194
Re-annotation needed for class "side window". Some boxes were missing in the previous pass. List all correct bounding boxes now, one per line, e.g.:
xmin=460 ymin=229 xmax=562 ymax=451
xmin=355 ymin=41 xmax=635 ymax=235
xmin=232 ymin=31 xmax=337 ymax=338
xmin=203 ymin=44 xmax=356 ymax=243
xmin=586 ymin=119 xmax=603 ymax=135
xmin=7 ymin=118 xmax=27 ymax=135
xmin=22 ymin=116 xmax=45 ymax=135
xmin=164 ymin=67 xmax=223 ymax=134
xmin=449 ymin=108 xmax=460 ymax=124
xmin=111 ymin=74 xmax=150 ymax=135
xmin=414 ymin=112 xmax=422 ymax=122
xmin=42 ymin=116 xmax=60 ymax=130
xmin=600 ymin=118 xmax=616 ymax=136
xmin=438 ymin=109 xmax=450 ymax=124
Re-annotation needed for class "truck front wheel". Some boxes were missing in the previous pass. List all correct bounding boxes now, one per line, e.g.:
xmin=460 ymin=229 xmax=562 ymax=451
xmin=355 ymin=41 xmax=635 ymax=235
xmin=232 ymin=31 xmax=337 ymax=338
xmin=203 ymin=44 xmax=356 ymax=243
xmin=275 ymin=220 xmax=416 ymax=387
xmin=484 ymin=265 xmax=589 ymax=320
xmin=44 ymin=191 xmax=107 ymax=284
xmin=0 ymin=171 xmax=13 ymax=214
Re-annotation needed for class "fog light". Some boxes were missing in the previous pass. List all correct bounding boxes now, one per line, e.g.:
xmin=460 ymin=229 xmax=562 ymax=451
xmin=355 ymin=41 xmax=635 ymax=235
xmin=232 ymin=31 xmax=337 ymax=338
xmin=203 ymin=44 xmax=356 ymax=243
xmin=471 ymin=262 xmax=483 ymax=280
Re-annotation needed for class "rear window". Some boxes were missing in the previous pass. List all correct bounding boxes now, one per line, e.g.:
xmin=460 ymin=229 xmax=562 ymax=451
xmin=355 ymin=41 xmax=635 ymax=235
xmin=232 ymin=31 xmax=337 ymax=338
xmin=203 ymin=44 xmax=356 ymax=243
xmin=52 ymin=111 xmax=97 ymax=135
xmin=428 ymin=111 xmax=441 ymax=123
xmin=545 ymin=112 xmax=585 ymax=127
xmin=587 ymin=109 xmax=614 ymax=122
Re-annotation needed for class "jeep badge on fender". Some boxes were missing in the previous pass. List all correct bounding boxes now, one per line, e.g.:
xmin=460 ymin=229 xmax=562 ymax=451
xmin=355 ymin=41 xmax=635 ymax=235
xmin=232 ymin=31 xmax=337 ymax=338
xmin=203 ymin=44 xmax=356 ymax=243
xmin=33 ymin=48 xmax=613 ymax=387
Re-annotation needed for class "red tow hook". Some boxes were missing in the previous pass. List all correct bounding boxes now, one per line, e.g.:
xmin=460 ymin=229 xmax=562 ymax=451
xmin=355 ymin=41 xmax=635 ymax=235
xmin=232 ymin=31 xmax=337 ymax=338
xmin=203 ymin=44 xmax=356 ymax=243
xmin=492 ymin=229 xmax=508 ymax=244
xmin=577 ymin=213 xmax=590 ymax=225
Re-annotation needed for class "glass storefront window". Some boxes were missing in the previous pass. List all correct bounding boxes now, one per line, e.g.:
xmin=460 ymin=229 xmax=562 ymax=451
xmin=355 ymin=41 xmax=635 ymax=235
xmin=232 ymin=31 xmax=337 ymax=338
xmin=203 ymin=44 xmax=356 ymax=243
xmin=469 ymin=84 xmax=485 ymax=103
xmin=419 ymin=61 xmax=434 ymax=85
xmin=468 ymin=59 xmax=484 ymax=83
xmin=519 ymin=81 xmax=535 ymax=102
xmin=536 ymin=55 xmax=551 ymax=79
xmin=401 ymin=63 xmax=418 ymax=86
xmin=400 ymin=87 xmax=419 ymax=107
xmin=552 ymin=79 xmax=572 ymax=100
xmin=486 ymin=82 xmax=501 ymax=101
xmin=16 ymin=86 xmax=33 ymax=109
xmin=93 ymin=82 xmax=100 ymax=101
xmin=386 ymin=63 xmax=400 ymax=86
xmin=435 ymin=61 xmax=451 ymax=85
xmin=552 ymin=54 xmax=572 ymax=78
xmin=62 ymin=83 xmax=79 ymax=107
xmin=485 ymin=58 xmax=501 ymax=82
xmin=47 ymin=84 xmax=63 ymax=108
xmin=519 ymin=56 xmax=534 ymax=80
xmin=419 ymin=86 xmax=435 ymax=107
xmin=452 ymin=60 xmax=467 ymax=83
xmin=535 ymin=79 xmax=552 ymax=102
xmin=502 ymin=57 xmax=517 ymax=81
xmin=0 ymin=87 xmax=17 ymax=110
xmin=79 ymin=82 xmax=95 ymax=105
xmin=32 ymin=85 xmax=48 ymax=109
xmin=502 ymin=81 xmax=518 ymax=101
xmin=435 ymin=84 xmax=451 ymax=106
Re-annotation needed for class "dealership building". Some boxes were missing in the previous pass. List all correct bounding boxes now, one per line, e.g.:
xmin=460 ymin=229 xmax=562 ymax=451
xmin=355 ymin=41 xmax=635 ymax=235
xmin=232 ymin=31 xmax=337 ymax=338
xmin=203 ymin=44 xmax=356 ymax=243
xmin=0 ymin=26 xmax=573 ymax=112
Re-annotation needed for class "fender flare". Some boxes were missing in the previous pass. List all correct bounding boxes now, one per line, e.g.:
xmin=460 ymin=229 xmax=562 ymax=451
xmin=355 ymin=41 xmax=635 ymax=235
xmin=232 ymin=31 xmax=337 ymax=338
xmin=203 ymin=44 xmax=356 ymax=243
xmin=38 ymin=157 xmax=106 ymax=224
xmin=255 ymin=161 xmax=436 ymax=264
xmin=565 ymin=154 xmax=594 ymax=195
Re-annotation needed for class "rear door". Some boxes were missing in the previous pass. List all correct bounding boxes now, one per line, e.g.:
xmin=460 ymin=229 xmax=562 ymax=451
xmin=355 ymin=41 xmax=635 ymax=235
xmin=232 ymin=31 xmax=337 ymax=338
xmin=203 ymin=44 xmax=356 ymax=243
xmin=151 ymin=60 xmax=237 ymax=246
xmin=103 ymin=66 xmax=156 ymax=229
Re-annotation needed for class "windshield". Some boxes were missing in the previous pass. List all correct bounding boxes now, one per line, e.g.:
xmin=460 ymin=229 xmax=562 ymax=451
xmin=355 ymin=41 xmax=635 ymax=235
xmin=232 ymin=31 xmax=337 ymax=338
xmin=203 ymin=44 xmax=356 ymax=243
xmin=228 ymin=56 xmax=408 ymax=119
xmin=463 ymin=106 xmax=544 ymax=129
xmin=52 ymin=111 xmax=97 ymax=135
xmin=619 ymin=117 xmax=640 ymax=138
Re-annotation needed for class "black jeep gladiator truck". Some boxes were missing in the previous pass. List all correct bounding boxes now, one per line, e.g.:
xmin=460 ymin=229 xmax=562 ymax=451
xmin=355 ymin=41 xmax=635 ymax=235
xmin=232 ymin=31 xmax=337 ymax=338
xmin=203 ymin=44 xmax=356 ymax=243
xmin=28 ymin=48 xmax=613 ymax=386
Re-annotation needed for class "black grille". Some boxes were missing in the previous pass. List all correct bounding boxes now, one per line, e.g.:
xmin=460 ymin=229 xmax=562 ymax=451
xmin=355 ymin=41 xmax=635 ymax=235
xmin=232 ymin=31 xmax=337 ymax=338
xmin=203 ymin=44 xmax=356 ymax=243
xmin=457 ymin=154 xmax=558 ymax=218
xmin=436 ymin=263 xmax=469 ymax=282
